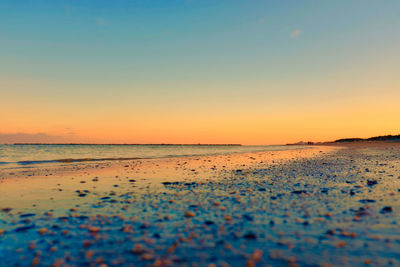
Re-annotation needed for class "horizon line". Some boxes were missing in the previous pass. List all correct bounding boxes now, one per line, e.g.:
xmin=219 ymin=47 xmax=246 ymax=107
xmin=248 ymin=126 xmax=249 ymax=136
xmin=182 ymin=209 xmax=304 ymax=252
xmin=6 ymin=143 xmax=244 ymax=146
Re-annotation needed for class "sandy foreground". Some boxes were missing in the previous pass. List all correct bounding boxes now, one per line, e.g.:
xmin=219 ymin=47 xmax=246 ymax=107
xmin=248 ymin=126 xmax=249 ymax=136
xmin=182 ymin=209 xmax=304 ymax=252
xmin=1 ymin=144 xmax=400 ymax=266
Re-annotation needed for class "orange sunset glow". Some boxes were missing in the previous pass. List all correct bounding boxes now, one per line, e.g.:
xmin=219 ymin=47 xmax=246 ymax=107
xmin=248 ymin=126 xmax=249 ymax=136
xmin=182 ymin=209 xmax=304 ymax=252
xmin=1 ymin=1 xmax=400 ymax=144
xmin=2 ymin=2 xmax=400 ymax=267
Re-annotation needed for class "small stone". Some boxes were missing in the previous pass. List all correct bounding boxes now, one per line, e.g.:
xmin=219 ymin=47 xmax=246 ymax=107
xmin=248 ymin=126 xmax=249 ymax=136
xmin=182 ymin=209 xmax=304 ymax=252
xmin=2 ymin=208 xmax=12 ymax=213
xmin=364 ymin=259 xmax=372 ymax=265
xmin=243 ymin=214 xmax=253 ymax=221
xmin=31 ymin=256 xmax=40 ymax=266
xmin=88 ymin=226 xmax=100 ymax=233
xmin=15 ymin=225 xmax=35 ymax=232
xmin=28 ymin=242 xmax=36 ymax=250
xmin=336 ymin=241 xmax=347 ymax=248
xmin=291 ymin=190 xmax=307 ymax=194
xmin=20 ymin=213 xmax=35 ymax=218
xmin=83 ymin=240 xmax=91 ymax=247
xmin=141 ymin=253 xmax=154 ymax=261
xmin=86 ymin=250 xmax=94 ymax=259
xmin=132 ymin=244 xmax=146 ymax=254
xmin=184 ymin=211 xmax=195 ymax=218
xmin=38 ymin=228 xmax=48 ymax=235
xmin=251 ymin=249 xmax=263 ymax=261
xmin=381 ymin=206 xmax=393 ymax=214
xmin=359 ymin=199 xmax=376 ymax=203
xmin=243 ymin=232 xmax=257 ymax=240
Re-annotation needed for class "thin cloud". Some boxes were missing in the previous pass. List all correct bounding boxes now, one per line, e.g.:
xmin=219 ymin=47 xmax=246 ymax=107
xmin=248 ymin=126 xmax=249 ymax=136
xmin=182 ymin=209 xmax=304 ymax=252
xmin=96 ymin=17 xmax=108 ymax=26
xmin=0 ymin=133 xmax=77 ymax=144
xmin=290 ymin=29 xmax=302 ymax=39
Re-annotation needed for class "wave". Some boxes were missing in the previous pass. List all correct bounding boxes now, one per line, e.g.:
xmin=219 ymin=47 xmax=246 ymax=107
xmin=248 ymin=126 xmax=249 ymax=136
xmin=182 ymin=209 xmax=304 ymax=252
xmin=0 ymin=157 xmax=144 ymax=166
xmin=0 ymin=144 xmax=306 ymax=169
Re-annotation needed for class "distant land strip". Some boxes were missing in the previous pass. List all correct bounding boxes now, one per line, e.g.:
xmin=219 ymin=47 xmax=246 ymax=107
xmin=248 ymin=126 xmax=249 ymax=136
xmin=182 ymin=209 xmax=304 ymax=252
xmin=11 ymin=143 xmax=242 ymax=146
xmin=288 ymin=134 xmax=400 ymax=145
xmin=334 ymin=134 xmax=400 ymax=143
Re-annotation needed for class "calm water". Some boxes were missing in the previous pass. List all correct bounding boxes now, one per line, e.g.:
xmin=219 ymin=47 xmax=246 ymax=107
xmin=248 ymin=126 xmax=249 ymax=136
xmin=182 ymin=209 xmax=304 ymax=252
xmin=0 ymin=144 xmax=305 ymax=169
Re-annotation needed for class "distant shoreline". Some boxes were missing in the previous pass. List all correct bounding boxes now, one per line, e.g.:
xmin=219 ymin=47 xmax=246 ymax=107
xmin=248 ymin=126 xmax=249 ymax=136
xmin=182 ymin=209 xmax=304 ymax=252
xmin=7 ymin=143 xmax=243 ymax=146
xmin=332 ymin=134 xmax=400 ymax=143
xmin=287 ymin=134 xmax=400 ymax=146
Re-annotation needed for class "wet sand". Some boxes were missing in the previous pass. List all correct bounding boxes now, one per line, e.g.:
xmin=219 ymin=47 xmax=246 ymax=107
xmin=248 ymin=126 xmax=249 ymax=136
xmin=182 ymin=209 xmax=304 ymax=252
xmin=1 ymin=144 xmax=400 ymax=266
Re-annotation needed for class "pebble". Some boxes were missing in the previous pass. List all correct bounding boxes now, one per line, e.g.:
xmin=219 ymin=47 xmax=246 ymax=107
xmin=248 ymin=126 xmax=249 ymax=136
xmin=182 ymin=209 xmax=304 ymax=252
xmin=2 ymin=145 xmax=400 ymax=266
xmin=38 ymin=228 xmax=48 ymax=235
xmin=184 ymin=211 xmax=196 ymax=218
xmin=381 ymin=206 xmax=393 ymax=214
xmin=243 ymin=232 xmax=257 ymax=240
xmin=132 ymin=244 xmax=146 ymax=254
xmin=88 ymin=226 xmax=100 ymax=233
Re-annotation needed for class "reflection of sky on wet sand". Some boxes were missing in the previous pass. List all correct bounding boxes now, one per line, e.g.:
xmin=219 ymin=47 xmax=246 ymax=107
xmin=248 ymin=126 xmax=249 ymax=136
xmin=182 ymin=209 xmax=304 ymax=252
xmin=2 ymin=144 xmax=400 ymax=266
xmin=0 ymin=146 xmax=337 ymax=212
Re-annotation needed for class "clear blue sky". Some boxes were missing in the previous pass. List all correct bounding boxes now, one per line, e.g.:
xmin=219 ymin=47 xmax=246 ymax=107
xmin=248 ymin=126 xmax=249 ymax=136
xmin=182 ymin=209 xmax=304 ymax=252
xmin=1 ymin=1 xmax=400 ymax=144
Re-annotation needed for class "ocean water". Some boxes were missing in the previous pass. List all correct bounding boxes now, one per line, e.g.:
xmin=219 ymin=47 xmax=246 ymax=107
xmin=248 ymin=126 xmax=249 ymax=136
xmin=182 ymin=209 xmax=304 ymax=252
xmin=0 ymin=144 xmax=305 ymax=169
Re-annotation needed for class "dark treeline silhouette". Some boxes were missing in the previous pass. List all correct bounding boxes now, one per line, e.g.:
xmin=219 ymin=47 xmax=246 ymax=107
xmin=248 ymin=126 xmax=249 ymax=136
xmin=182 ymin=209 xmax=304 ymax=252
xmin=334 ymin=135 xmax=400 ymax=143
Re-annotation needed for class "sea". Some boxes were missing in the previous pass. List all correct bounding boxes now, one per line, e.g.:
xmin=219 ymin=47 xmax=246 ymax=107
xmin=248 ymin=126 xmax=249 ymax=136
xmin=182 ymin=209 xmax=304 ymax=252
xmin=0 ymin=144 xmax=305 ymax=170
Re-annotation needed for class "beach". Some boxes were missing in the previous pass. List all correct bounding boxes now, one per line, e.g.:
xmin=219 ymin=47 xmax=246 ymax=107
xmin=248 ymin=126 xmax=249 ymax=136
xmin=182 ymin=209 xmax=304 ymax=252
xmin=2 ymin=1 xmax=399 ymax=266
xmin=1 ymin=143 xmax=400 ymax=266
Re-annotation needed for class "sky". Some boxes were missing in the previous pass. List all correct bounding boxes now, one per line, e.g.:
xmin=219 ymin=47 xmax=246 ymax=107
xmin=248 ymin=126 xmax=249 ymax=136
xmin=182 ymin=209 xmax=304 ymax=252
xmin=1 ymin=0 xmax=400 ymax=145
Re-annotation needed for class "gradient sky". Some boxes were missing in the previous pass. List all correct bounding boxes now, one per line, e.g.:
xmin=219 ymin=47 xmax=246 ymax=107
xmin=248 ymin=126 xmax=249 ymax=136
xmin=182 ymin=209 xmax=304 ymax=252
xmin=1 ymin=1 xmax=400 ymax=144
